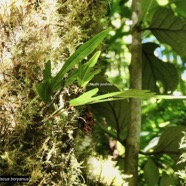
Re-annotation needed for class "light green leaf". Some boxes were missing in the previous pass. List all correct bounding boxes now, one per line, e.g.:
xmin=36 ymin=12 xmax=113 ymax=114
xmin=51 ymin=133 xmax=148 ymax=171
xmin=170 ymin=0 xmax=186 ymax=19
xmin=142 ymin=42 xmax=179 ymax=93
xmin=139 ymin=0 xmax=157 ymax=21
xmin=150 ymin=8 xmax=186 ymax=56
xmin=144 ymin=158 xmax=159 ymax=186
xmin=77 ymin=51 xmax=101 ymax=87
xmin=70 ymin=88 xmax=99 ymax=106
xmin=51 ymin=28 xmax=110 ymax=92
xmin=70 ymin=89 xmax=156 ymax=106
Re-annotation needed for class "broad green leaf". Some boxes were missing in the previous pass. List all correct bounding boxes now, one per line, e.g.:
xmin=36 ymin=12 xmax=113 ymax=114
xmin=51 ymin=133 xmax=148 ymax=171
xmin=160 ymin=172 xmax=175 ymax=186
xmin=140 ymin=0 xmax=159 ymax=23
xmin=77 ymin=51 xmax=101 ymax=87
xmin=150 ymin=8 xmax=186 ymax=56
xmin=51 ymin=28 xmax=110 ymax=92
xmin=92 ymin=99 xmax=130 ymax=141
xmin=144 ymin=158 xmax=159 ymax=186
xmin=142 ymin=43 xmax=178 ymax=93
xmin=154 ymin=126 xmax=186 ymax=153
xmin=170 ymin=0 xmax=186 ymax=19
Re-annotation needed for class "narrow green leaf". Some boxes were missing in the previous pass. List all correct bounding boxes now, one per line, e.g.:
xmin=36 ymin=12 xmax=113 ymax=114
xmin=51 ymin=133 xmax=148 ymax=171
xmin=36 ymin=80 xmax=52 ymax=103
xmin=77 ymin=51 xmax=101 ymax=87
xmin=51 ymin=28 xmax=110 ymax=92
xmin=144 ymin=158 xmax=159 ymax=186
xmin=70 ymin=89 xmax=156 ymax=106
xmin=43 ymin=60 xmax=52 ymax=80
xmin=36 ymin=60 xmax=52 ymax=103
xmin=70 ymin=88 xmax=99 ymax=106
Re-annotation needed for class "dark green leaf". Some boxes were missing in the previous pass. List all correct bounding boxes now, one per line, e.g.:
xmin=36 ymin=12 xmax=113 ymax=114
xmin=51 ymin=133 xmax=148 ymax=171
xmin=154 ymin=126 xmax=186 ymax=153
xmin=144 ymin=158 xmax=159 ymax=186
xmin=142 ymin=42 xmax=179 ymax=93
xmin=36 ymin=60 xmax=52 ymax=103
xmin=160 ymin=172 xmax=175 ymax=186
xmin=92 ymin=99 xmax=130 ymax=141
xmin=36 ymin=80 xmax=52 ymax=103
xmin=150 ymin=8 xmax=186 ymax=56
xmin=43 ymin=60 xmax=52 ymax=80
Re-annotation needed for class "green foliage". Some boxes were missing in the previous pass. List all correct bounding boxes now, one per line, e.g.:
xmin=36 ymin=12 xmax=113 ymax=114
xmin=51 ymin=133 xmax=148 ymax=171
xmin=149 ymin=7 xmax=186 ymax=56
xmin=91 ymin=99 xmax=130 ymax=142
xmin=70 ymin=89 xmax=156 ymax=106
xmin=154 ymin=126 xmax=186 ymax=154
xmin=144 ymin=158 xmax=159 ymax=186
xmin=36 ymin=28 xmax=110 ymax=102
xmin=77 ymin=51 xmax=101 ymax=88
xmin=142 ymin=43 xmax=179 ymax=93
xmin=160 ymin=172 xmax=175 ymax=186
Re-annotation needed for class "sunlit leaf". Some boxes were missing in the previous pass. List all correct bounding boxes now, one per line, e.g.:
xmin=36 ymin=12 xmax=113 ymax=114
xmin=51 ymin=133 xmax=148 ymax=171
xmin=170 ymin=0 xmax=186 ymax=19
xmin=70 ymin=88 xmax=99 ymax=106
xmin=150 ymin=8 xmax=186 ymax=56
xmin=51 ymin=28 xmax=110 ymax=92
xmin=70 ymin=89 xmax=156 ymax=106
xmin=142 ymin=42 xmax=179 ymax=93
xmin=144 ymin=158 xmax=159 ymax=186
xmin=77 ymin=51 xmax=101 ymax=88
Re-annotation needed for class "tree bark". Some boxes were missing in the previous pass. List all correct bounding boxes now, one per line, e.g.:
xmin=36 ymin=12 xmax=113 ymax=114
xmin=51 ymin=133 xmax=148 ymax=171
xmin=125 ymin=1 xmax=142 ymax=186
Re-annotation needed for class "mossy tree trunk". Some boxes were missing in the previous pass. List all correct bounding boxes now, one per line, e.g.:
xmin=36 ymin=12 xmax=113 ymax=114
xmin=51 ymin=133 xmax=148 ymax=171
xmin=125 ymin=0 xmax=142 ymax=185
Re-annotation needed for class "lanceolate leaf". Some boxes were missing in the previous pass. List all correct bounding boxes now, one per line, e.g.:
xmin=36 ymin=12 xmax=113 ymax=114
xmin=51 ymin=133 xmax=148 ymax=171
xmin=77 ymin=51 xmax=101 ymax=88
xmin=70 ymin=89 xmax=155 ymax=106
xmin=36 ymin=60 xmax=52 ymax=102
xmin=51 ymin=28 xmax=110 ymax=92
xmin=149 ymin=8 xmax=186 ymax=56
xmin=142 ymin=43 xmax=178 ymax=93
xmin=36 ymin=29 xmax=110 ymax=103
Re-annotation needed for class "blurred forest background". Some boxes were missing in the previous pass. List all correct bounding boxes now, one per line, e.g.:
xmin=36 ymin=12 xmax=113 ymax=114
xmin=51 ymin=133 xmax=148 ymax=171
xmin=0 ymin=0 xmax=186 ymax=185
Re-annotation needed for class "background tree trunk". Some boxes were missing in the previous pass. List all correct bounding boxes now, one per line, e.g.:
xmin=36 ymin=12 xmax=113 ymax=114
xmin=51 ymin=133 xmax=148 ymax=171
xmin=125 ymin=0 xmax=142 ymax=185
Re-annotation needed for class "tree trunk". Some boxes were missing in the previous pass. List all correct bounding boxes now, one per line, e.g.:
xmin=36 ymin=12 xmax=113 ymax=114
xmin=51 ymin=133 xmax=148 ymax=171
xmin=125 ymin=0 xmax=142 ymax=185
